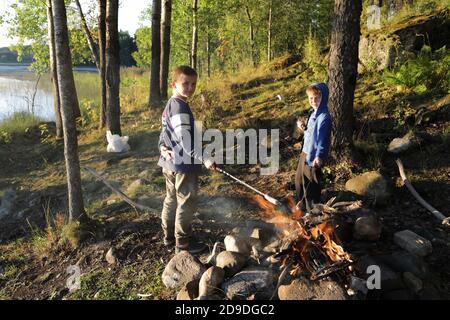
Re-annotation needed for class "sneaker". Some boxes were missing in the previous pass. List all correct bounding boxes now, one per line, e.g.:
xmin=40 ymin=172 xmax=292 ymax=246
xmin=176 ymin=242 xmax=207 ymax=255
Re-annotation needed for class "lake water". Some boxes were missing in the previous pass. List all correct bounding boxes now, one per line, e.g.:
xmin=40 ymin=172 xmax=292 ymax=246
xmin=0 ymin=64 xmax=97 ymax=122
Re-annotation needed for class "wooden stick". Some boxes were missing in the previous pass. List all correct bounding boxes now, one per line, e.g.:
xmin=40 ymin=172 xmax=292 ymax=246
xmin=82 ymin=166 xmax=160 ymax=218
xmin=395 ymin=159 xmax=449 ymax=227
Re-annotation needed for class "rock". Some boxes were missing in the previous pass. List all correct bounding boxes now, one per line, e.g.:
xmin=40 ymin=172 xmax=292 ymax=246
xmin=347 ymin=276 xmax=369 ymax=299
xmin=176 ymin=279 xmax=199 ymax=300
xmin=126 ymin=178 xmax=148 ymax=193
xmin=84 ymin=181 xmax=105 ymax=193
xmin=387 ymin=132 xmax=420 ymax=154
xmin=224 ymin=235 xmax=251 ymax=256
xmin=162 ymin=251 xmax=206 ymax=289
xmin=403 ymin=272 xmax=423 ymax=293
xmin=418 ymin=283 xmax=442 ymax=300
xmin=278 ymin=279 xmax=347 ymax=300
xmin=354 ymin=216 xmax=382 ymax=241
xmin=138 ymin=170 xmax=150 ymax=179
xmin=198 ymin=266 xmax=225 ymax=297
xmin=393 ymin=230 xmax=433 ymax=257
xmin=359 ymin=12 xmax=450 ymax=72
xmin=0 ymin=188 xmax=17 ymax=219
xmin=345 ymin=171 xmax=391 ymax=203
xmin=195 ymin=294 xmax=222 ymax=300
xmin=379 ymin=252 xmax=429 ymax=280
xmin=222 ymin=266 xmax=274 ymax=300
xmin=215 ymin=251 xmax=247 ymax=278
xmin=354 ymin=256 xmax=405 ymax=292
xmin=262 ymin=238 xmax=281 ymax=253
xmin=105 ymin=247 xmax=117 ymax=265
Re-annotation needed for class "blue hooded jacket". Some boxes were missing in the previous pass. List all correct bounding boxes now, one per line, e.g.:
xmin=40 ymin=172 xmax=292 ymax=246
xmin=302 ymin=82 xmax=332 ymax=166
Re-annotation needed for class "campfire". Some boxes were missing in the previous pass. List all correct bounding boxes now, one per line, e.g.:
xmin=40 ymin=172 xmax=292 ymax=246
xmin=252 ymin=195 xmax=354 ymax=282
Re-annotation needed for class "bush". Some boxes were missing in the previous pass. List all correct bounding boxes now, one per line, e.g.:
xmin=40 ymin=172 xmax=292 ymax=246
xmin=0 ymin=111 xmax=42 ymax=142
xmin=383 ymin=45 xmax=450 ymax=94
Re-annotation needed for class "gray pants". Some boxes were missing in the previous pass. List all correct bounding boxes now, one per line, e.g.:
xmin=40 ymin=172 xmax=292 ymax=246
xmin=161 ymin=168 xmax=198 ymax=249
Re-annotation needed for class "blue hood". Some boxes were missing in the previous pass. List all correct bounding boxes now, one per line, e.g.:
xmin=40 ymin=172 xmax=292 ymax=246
xmin=312 ymin=82 xmax=329 ymax=114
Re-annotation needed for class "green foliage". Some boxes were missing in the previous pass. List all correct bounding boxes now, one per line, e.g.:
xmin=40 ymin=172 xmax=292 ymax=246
xmin=383 ymin=45 xmax=450 ymax=94
xmin=79 ymin=99 xmax=99 ymax=126
xmin=136 ymin=0 xmax=334 ymax=76
xmin=119 ymin=31 xmax=137 ymax=67
xmin=132 ymin=27 xmax=151 ymax=68
xmin=0 ymin=111 xmax=42 ymax=142
xmin=302 ymin=27 xmax=327 ymax=81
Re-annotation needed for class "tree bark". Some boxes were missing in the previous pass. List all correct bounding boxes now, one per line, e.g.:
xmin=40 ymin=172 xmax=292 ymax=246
xmin=105 ymin=0 xmax=121 ymax=135
xmin=46 ymin=0 xmax=63 ymax=138
xmin=267 ymin=0 xmax=273 ymax=62
xmin=98 ymin=0 xmax=107 ymax=129
xmin=327 ymin=0 xmax=362 ymax=161
xmin=150 ymin=0 xmax=162 ymax=107
xmin=51 ymin=0 xmax=85 ymax=222
xmin=160 ymin=0 xmax=172 ymax=100
xmin=74 ymin=0 xmax=100 ymax=70
xmin=206 ymin=32 xmax=211 ymax=78
xmin=190 ymin=0 xmax=198 ymax=70
xmin=245 ymin=6 xmax=256 ymax=67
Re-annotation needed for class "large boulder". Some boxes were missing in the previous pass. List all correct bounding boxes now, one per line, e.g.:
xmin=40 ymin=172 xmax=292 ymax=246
xmin=359 ymin=10 xmax=450 ymax=72
xmin=162 ymin=251 xmax=206 ymax=289
xmin=345 ymin=171 xmax=391 ymax=203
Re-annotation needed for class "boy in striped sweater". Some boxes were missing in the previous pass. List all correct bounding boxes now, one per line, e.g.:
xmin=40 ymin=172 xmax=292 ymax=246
xmin=158 ymin=66 xmax=216 ymax=254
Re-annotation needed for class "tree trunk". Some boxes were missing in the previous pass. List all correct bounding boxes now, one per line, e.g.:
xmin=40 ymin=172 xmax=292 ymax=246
xmin=105 ymin=0 xmax=121 ymax=135
xmin=51 ymin=0 xmax=85 ymax=222
xmin=267 ymin=0 xmax=273 ymax=62
xmin=245 ymin=6 xmax=256 ymax=67
xmin=46 ymin=0 xmax=63 ymax=138
xmin=206 ymin=32 xmax=211 ymax=78
xmin=160 ymin=0 xmax=172 ymax=100
xmin=98 ymin=0 xmax=107 ymax=129
xmin=190 ymin=0 xmax=198 ymax=70
xmin=150 ymin=0 xmax=162 ymax=107
xmin=74 ymin=0 xmax=100 ymax=70
xmin=327 ymin=0 xmax=362 ymax=161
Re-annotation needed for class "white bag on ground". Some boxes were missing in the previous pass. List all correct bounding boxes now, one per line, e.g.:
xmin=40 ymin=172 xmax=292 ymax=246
xmin=106 ymin=130 xmax=131 ymax=153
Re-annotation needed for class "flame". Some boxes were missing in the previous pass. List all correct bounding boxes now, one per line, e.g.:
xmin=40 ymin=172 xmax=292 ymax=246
xmin=251 ymin=194 xmax=352 ymax=277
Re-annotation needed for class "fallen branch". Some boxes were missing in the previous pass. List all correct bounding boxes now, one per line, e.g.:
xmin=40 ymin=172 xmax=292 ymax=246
xmin=395 ymin=158 xmax=449 ymax=227
xmin=82 ymin=166 xmax=160 ymax=218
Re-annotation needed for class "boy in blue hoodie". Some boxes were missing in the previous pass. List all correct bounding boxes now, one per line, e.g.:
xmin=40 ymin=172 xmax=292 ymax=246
xmin=295 ymin=83 xmax=332 ymax=211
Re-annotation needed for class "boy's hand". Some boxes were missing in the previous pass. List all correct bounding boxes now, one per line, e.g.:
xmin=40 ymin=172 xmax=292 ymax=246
xmin=312 ymin=157 xmax=323 ymax=168
xmin=160 ymin=145 xmax=173 ymax=160
xmin=297 ymin=118 xmax=306 ymax=131
xmin=204 ymin=158 xmax=217 ymax=171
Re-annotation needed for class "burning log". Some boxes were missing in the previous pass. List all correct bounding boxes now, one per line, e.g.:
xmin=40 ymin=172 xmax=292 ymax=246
xmin=253 ymin=194 xmax=355 ymax=283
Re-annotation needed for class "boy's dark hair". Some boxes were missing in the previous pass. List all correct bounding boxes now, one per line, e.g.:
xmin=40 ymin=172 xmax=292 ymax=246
xmin=306 ymin=84 xmax=321 ymax=96
xmin=172 ymin=65 xmax=198 ymax=82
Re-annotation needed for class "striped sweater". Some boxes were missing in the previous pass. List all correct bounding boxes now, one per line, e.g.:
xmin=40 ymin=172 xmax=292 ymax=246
xmin=157 ymin=97 xmax=203 ymax=173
